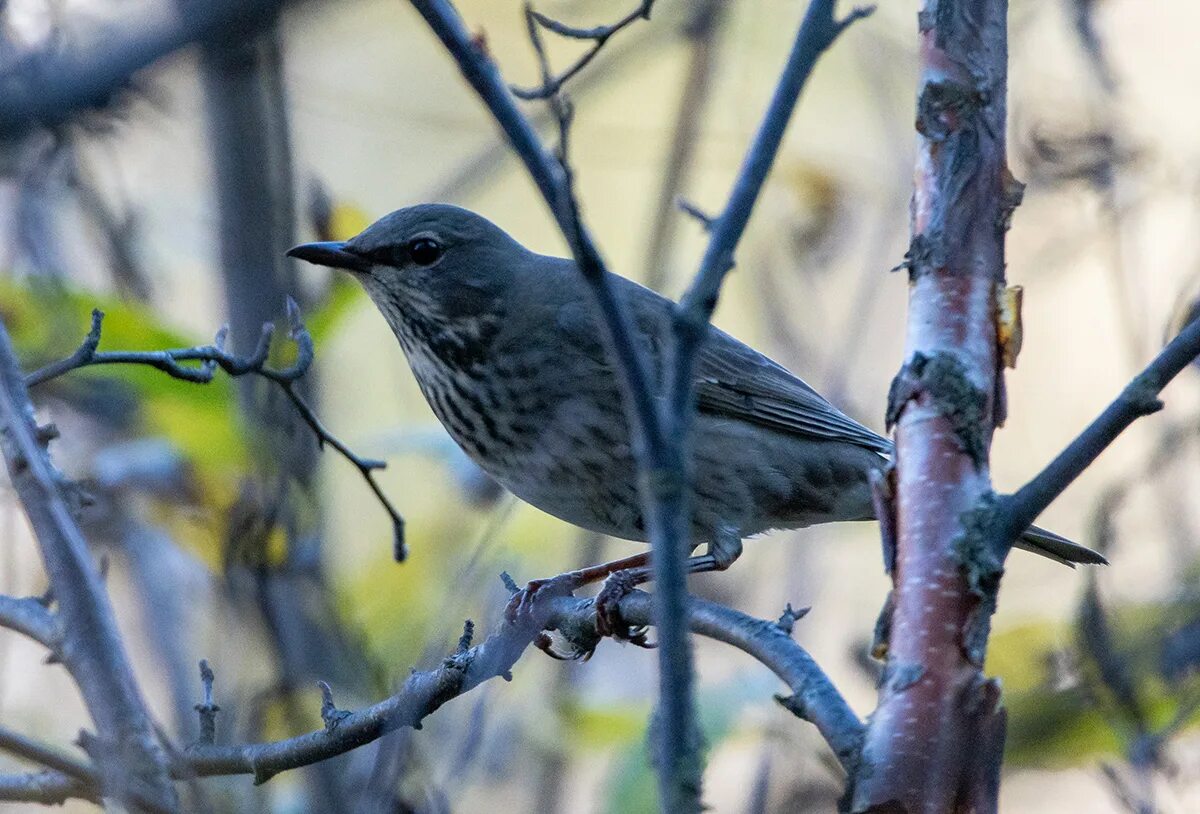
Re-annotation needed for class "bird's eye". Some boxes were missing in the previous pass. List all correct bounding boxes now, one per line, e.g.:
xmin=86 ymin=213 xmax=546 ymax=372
xmin=407 ymin=238 xmax=443 ymax=266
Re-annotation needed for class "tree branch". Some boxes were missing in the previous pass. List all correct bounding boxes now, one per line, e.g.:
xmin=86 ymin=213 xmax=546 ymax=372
xmin=673 ymin=0 xmax=874 ymax=391
xmin=0 ymin=771 xmax=93 ymax=806
xmin=0 ymin=593 xmax=59 ymax=651
xmin=25 ymin=305 xmax=408 ymax=561
xmin=851 ymin=1 xmax=1015 ymax=809
xmin=509 ymin=1 xmax=655 ymax=100
xmin=183 ymin=588 xmax=860 ymax=781
xmin=656 ymin=595 xmax=864 ymax=770
xmin=0 ymin=317 xmax=178 ymax=810
xmin=0 ymin=725 xmax=173 ymax=813
xmin=0 ymin=725 xmax=100 ymax=787
xmin=0 ymin=0 xmax=287 ymax=135
xmin=999 ymin=314 xmax=1200 ymax=543
xmin=0 ymin=586 xmax=857 ymax=804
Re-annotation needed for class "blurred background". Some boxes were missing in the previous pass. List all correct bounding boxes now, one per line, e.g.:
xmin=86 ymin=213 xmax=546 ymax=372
xmin=2 ymin=0 xmax=1199 ymax=811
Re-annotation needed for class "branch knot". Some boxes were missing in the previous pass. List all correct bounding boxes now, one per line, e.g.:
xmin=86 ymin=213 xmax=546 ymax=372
xmin=886 ymin=351 xmax=990 ymax=467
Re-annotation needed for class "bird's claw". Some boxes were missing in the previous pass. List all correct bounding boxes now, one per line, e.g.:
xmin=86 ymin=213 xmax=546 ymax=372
xmin=504 ymin=577 xmax=550 ymax=625
xmin=595 ymin=570 xmax=654 ymax=649
xmin=533 ymin=632 xmax=575 ymax=660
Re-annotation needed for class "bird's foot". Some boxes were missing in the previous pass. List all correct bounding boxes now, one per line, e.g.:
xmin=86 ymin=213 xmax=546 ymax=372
xmin=504 ymin=577 xmax=553 ymax=625
xmin=532 ymin=631 xmax=578 ymax=661
xmin=503 ymin=572 xmax=579 ymax=626
xmin=594 ymin=570 xmax=654 ymax=650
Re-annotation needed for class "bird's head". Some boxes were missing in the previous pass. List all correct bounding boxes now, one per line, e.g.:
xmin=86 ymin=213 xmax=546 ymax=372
xmin=287 ymin=204 xmax=526 ymax=333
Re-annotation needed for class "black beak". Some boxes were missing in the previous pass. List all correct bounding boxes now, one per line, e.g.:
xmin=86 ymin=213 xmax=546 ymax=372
xmin=286 ymin=241 xmax=373 ymax=273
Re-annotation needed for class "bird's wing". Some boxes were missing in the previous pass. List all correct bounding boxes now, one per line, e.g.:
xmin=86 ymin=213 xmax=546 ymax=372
xmin=695 ymin=328 xmax=893 ymax=454
xmin=556 ymin=270 xmax=891 ymax=454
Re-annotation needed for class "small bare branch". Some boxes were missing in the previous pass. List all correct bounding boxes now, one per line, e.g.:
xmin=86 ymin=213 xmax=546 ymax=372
xmin=0 ymin=771 xmax=94 ymax=806
xmin=675 ymin=197 xmax=715 ymax=231
xmin=774 ymin=603 xmax=810 ymax=636
xmin=0 ymin=725 xmax=173 ymax=813
xmin=510 ymin=2 xmax=655 ymax=100
xmin=26 ymin=304 xmax=408 ymax=560
xmin=1000 ymin=314 xmax=1200 ymax=545
xmin=0 ymin=316 xmax=177 ymax=810
xmin=457 ymin=619 xmax=475 ymax=651
xmin=318 ymin=681 xmax=351 ymax=732
xmin=0 ymin=593 xmax=60 ymax=651
xmin=0 ymin=725 xmax=99 ymax=790
xmin=193 ymin=660 xmax=220 ymax=746
xmin=183 ymin=588 xmax=860 ymax=781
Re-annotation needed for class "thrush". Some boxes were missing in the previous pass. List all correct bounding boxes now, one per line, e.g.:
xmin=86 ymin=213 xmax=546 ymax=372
xmin=288 ymin=204 xmax=1104 ymax=585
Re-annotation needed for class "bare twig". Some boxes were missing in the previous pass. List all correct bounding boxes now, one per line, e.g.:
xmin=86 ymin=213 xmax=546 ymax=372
xmin=194 ymin=660 xmax=220 ymax=746
xmin=408 ymin=1 xmax=698 ymax=807
xmin=427 ymin=13 xmax=671 ymax=203
xmin=999 ymin=313 xmax=1200 ymax=545
xmin=670 ymin=0 xmax=876 ymax=427
xmin=183 ymin=588 xmax=860 ymax=782
xmin=0 ymin=725 xmax=101 ymax=789
xmin=510 ymin=1 xmax=655 ymax=100
xmin=0 ymin=317 xmax=178 ymax=810
xmin=662 ymin=0 xmax=870 ymax=798
xmin=0 ymin=725 xmax=173 ymax=812
xmin=25 ymin=304 xmax=408 ymax=560
xmin=676 ymin=197 xmax=715 ymax=231
xmin=0 ymin=771 xmax=93 ymax=806
xmin=0 ymin=593 xmax=60 ymax=651
xmin=641 ymin=0 xmax=726 ymax=293
xmin=317 ymin=681 xmax=351 ymax=732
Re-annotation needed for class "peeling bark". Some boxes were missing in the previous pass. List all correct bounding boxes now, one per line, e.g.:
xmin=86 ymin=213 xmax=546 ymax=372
xmin=850 ymin=1 xmax=1015 ymax=811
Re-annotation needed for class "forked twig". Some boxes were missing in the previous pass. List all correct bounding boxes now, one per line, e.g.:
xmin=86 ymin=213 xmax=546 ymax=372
xmin=510 ymin=1 xmax=655 ymax=100
xmin=26 ymin=301 xmax=408 ymax=560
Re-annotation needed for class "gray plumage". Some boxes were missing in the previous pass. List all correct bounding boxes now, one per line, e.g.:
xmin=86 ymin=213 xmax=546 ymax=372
xmin=288 ymin=204 xmax=1103 ymax=567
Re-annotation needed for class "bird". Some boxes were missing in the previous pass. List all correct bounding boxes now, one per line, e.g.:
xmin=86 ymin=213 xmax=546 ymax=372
xmin=287 ymin=203 xmax=1105 ymax=588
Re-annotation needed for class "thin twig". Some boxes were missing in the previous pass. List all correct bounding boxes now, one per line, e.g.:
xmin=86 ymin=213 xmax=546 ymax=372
xmin=183 ymin=588 xmax=860 ymax=782
xmin=999 ymin=314 xmax=1200 ymax=544
xmin=0 ymin=725 xmax=101 ymax=788
xmin=317 ymin=681 xmax=351 ymax=732
xmin=517 ymin=1 xmax=709 ymax=805
xmin=0 ymin=724 xmax=175 ymax=813
xmin=408 ymin=1 xmax=697 ymax=807
xmin=510 ymin=2 xmax=655 ymax=100
xmin=25 ymin=304 xmax=408 ymax=560
xmin=0 ymin=593 xmax=60 ymax=651
xmin=670 ymin=0 xmax=876 ymax=429
xmin=194 ymin=660 xmax=219 ymax=746
xmin=0 ymin=771 xmax=93 ymax=806
xmin=0 ymin=316 xmax=177 ymax=810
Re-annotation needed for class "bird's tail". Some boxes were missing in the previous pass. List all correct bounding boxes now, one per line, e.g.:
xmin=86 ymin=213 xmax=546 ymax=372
xmin=1016 ymin=525 xmax=1107 ymax=566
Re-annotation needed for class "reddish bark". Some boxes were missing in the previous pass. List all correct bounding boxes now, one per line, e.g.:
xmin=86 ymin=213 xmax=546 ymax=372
xmin=850 ymin=1 xmax=1016 ymax=811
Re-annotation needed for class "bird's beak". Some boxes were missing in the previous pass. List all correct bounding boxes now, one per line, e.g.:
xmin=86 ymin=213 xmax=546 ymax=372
xmin=286 ymin=241 xmax=373 ymax=273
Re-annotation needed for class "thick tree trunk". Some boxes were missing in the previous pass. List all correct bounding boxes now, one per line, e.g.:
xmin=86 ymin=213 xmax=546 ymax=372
xmin=850 ymin=2 xmax=1018 ymax=811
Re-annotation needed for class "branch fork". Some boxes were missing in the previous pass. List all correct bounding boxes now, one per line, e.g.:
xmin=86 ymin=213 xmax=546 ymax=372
xmin=25 ymin=302 xmax=408 ymax=560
